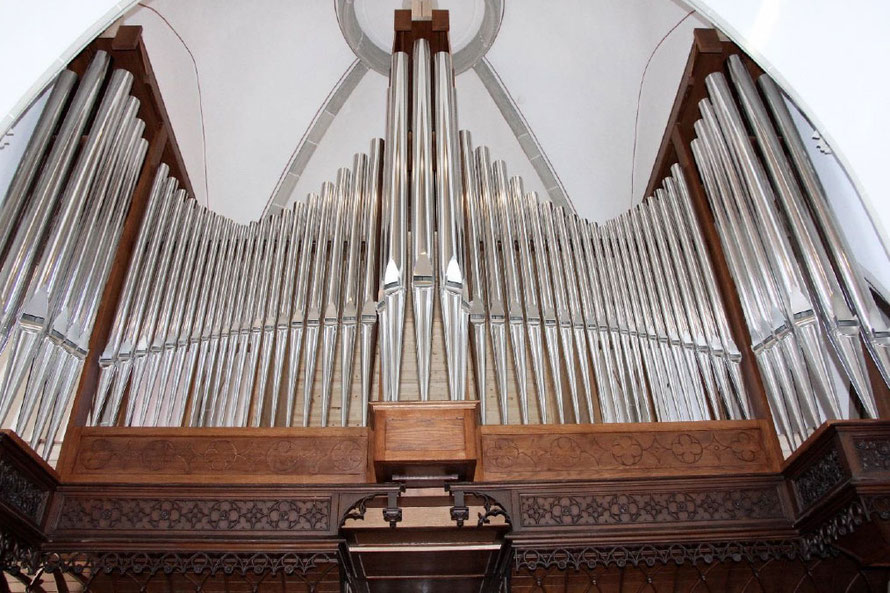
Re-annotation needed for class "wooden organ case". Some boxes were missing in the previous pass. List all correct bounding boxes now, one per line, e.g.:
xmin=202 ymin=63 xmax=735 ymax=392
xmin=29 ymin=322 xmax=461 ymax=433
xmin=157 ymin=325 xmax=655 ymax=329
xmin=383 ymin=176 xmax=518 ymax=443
xmin=0 ymin=12 xmax=889 ymax=593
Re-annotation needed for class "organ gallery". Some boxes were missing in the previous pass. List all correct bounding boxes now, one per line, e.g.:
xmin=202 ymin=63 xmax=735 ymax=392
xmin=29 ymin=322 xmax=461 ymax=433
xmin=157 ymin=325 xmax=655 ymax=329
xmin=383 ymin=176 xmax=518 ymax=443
xmin=0 ymin=4 xmax=889 ymax=592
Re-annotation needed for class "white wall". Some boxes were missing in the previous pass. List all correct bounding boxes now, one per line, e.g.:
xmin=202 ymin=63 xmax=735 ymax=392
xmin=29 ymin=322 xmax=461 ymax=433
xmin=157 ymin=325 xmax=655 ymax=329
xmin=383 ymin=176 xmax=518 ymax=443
xmin=287 ymin=72 xmax=387 ymax=204
xmin=632 ymin=10 xmax=709 ymax=204
xmin=455 ymin=69 xmax=548 ymax=199
xmin=485 ymin=0 xmax=706 ymax=221
xmin=121 ymin=1 xmax=358 ymax=223
xmin=117 ymin=7 xmax=206 ymax=207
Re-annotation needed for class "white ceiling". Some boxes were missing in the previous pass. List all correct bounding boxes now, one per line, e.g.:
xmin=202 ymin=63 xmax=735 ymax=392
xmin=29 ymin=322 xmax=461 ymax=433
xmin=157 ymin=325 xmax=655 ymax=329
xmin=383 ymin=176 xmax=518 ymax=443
xmin=118 ymin=0 xmax=708 ymax=223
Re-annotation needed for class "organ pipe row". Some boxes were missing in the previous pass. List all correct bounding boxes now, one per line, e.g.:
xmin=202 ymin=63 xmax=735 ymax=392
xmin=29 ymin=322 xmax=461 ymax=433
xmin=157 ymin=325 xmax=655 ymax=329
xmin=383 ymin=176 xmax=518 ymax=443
xmin=3 ymin=39 xmax=880 ymax=447
xmin=0 ymin=51 xmax=148 ymax=457
xmin=92 ymin=142 xmax=384 ymax=428
xmin=87 ymin=41 xmax=750 ymax=429
xmin=690 ymin=55 xmax=886 ymax=445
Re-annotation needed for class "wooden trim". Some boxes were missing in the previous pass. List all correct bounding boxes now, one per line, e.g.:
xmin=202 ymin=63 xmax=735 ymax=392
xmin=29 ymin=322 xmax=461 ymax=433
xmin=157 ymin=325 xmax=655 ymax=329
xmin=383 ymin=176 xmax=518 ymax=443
xmin=59 ymin=426 xmax=371 ymax=484
xmin=479 ymin=419 xmax=781 ymax=482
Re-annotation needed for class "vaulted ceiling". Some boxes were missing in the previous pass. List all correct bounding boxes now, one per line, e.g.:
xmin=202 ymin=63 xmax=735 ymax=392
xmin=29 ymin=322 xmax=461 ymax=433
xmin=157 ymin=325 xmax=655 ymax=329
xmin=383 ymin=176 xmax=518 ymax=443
xmin=116 ymin=0 xmax=708 ymax=223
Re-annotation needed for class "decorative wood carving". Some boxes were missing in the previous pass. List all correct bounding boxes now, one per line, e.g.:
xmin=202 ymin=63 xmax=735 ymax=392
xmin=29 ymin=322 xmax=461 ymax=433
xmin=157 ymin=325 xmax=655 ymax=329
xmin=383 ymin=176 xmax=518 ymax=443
xmin=512 ymin=548 xmax=889 ymax=593
xmin=518 ymin=488 xmax=783 ymax=528
xmin=513 ymin=541 xmax=805 ymax=571
xmin=0 ymin=460 xmax=48 ymax=525
xmin=63 ymin=428 xmax=369 ymax=483
xmin=480 ymin=421 xmax=778 ymax=481
xmin=55 ymin=496 xmax=332 ymax=533
xmin=792 ymin=447 xmax=847 ymax=509
xmin=41 ymin=550 xmax=339 ymax=576
xmin=854 ymin=437 xmax=890 ymax=473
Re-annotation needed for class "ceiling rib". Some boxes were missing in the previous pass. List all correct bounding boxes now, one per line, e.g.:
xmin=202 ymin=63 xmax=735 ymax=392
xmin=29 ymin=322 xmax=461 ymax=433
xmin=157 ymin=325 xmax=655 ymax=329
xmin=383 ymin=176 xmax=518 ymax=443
xmin=264 ymin=59 xmax=369 ymax=214
xmin=473 ymin=57 xmax=573 ymax=210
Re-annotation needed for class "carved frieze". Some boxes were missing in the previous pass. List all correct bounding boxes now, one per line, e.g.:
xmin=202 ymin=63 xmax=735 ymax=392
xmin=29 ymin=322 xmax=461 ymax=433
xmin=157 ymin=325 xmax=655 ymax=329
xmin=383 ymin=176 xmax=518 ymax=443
xmin=513 ymin=541 xmax=805 ymax=571
xmin=56 ymin=496 xmax=332 ymax=532
xmin=0 ymin=459 xmax=48 ymax=524
xmin=793 ymin=448 xmax=846 ymax=509
xmin=69 ymin=432 xmax=368 ymax=483
xmin=519 ymin=488 xmax=783 ymax=528
xmin=481 ymin=425 xmax=772 ymax=480
xmin=854 ymin=438 xmax=890 ymax=473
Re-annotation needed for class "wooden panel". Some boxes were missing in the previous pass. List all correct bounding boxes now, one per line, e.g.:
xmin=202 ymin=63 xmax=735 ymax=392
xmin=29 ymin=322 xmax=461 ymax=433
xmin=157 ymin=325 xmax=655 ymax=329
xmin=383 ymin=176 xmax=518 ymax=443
xmin=480 ymin=419 xmax=781 ymax=481
xmin=371 ymin=401 xmax=479 ymax=482
xmin=385 ymin=417 xmax=466 ymax=452
xmin=59 ymin=427 xmax=370 ymax=484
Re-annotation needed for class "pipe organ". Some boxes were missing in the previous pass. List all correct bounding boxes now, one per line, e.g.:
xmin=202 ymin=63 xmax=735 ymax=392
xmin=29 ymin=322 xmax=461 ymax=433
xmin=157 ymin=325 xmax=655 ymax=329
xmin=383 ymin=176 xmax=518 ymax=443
xmin=4 ymin=16 xmax=890 ymax=593
xmin=0 ymin=31 xmax=887 ymax=463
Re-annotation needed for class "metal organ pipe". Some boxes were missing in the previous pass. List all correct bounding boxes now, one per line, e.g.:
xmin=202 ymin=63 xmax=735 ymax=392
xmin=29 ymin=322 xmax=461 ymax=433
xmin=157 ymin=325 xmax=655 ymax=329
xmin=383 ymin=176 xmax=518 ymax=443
xmin=412 ymin=39 xmax=435 ymax=403
xmin=11 ymin=34 xmax=877 ymax=462
xmin=434 ymin=51 xmax=469 ymax=404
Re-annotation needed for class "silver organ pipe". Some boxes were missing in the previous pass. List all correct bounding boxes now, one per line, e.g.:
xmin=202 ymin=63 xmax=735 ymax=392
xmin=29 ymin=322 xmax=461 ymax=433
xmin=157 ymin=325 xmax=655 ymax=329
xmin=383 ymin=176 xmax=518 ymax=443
xmin=434 ymin=51 xmax=469 ymax=404
xmin=493 ymin=161 xmax=527 ymax=423
xmin=555 ymin=207 xmax=596 ymax=422
xmin=360 ymin=140 xmax=384 ymax=427
xmin=379 ymin=52 xmax=409 ymax=404
xmin=544 ymin=203 xmax=581 ymax=423
xmin=288 ymin=193 xmax=319 ymax=427
xmin=526 ymin=192 xmax=562 ymax=424
xmin=459 ymin=131 xmax=488 ymax=421
xmin=302 ymin=184 xmax=334 ymax=426
xmin=0 ymin=53 xmax=148 ymax=456
xmin=6 ymin=36 xmax=884 ymax=461
xmin=628 ymin=38 xmax=890 ymax=443
xmin=320 ymin=170 xmax=351 ymax=427
xmin=412 ymin=39 xmax=435 ymax=403
xmin=341 ymin=155 xmax=367 ymax=427
xmin=510 ymin=177 xmax=547 ymax=424
xmin=758 ymin=76 xmax=890 ymax=402
xmin=475 ymin=146 xmax=510 ymax=424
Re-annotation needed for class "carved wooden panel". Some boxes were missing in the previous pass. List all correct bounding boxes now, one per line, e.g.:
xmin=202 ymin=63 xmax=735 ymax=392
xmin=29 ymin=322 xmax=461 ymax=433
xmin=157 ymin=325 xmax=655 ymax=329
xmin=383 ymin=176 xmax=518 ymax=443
xmin=0 ymin=459 xmax=49 ymax=526
xmin=792 ymin=446 xmax=847 ymax=510
xmin=55 ymin=495 xmax=332 ymax=533
xmin=853 ymin=437 xmax=890 ymax=474
xmin=480 ymin=420 xmax=778 ymax=481
xmin=518 ymin=487 xmax=784 ymax=528
xmin=61 ymin=427 xmax=369 ymax=484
